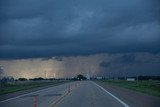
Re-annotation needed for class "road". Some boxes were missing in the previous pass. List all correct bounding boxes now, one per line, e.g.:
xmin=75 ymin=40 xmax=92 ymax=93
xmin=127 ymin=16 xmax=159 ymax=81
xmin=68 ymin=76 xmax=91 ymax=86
xmin=0 ymin=82 xmax=76 ymax=107
xmin=54 ymin=81 xmax=128 ymax=107
xmin=0 ymin=81 xmax=128 ymax=107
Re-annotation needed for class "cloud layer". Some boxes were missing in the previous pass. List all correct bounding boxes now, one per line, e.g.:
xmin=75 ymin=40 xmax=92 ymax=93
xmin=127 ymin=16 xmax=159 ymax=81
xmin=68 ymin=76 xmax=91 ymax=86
xmin=0 ymin=0 xmax=160 ymax=59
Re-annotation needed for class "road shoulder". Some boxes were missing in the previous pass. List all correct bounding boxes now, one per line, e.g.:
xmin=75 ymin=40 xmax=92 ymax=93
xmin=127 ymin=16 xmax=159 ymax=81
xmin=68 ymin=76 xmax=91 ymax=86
xmin=0 ymin=82 xmax=68 ymax=102
xmin=95 ymin=81 xmax=160 ymax=107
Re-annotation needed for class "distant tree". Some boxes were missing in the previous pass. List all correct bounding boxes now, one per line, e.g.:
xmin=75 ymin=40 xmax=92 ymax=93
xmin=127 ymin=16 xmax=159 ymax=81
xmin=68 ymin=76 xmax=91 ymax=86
xmin=77 ymin=74 xmax=87 ymax=80
xmin=30 ymin=77 xmax=44 ymax=81
xmin=71 ymin=77 xmax=78 ymax=81
xmin=10 ymin=77 xmax=14 ymax=82
xmin=138 ymin=76 xmax=160 ymax=80
xmin=18 ymin=78 xmax=27 ymax=81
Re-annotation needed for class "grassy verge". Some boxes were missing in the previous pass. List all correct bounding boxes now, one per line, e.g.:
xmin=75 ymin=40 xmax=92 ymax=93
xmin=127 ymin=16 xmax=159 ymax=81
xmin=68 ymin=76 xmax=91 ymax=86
xmin=97 ymin=80 xmax=160 ymax=97
xmin=0 ymin=80 xmax=69 ymax=95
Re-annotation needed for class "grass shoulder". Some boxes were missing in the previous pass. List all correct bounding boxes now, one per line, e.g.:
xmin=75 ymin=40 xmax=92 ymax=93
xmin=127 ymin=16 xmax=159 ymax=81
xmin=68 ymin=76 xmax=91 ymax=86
xmin=0 ymin=80 xmax=69 ymax=95
xmin=96 ymin=80 xmax=160 ymax=97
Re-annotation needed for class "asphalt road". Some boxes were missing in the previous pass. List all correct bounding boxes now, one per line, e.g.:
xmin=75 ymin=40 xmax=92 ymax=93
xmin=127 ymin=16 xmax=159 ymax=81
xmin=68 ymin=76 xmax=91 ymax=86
xmin=0 ymin=82 xmax=76 ymax=107
xmin=53 ymin=81 xmax=128 ymax=107
xmin=0 ymin=81 xmax=128 ymax=107
xmin=1 ymin=80 xmax=159 ymax=107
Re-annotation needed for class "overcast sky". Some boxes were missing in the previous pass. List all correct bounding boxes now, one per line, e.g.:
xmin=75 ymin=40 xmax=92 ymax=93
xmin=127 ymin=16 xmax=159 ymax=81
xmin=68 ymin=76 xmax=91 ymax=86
xmin=0 ymin=0 xmax=160 ymax=59
xmin=0 ymin=0 xmax=160 ymax=78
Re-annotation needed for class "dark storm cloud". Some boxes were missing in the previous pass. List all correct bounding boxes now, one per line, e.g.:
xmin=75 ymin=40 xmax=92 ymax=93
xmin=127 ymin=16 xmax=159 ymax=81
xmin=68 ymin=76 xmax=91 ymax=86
xmin=99 ymin=62 xmax=111 ymax=68
xmin=99 ymin=53 xmax=160 ymax=76
xmin=0 ymin=0 xmax=160 ymax=59
xmin=54 ymin=56 xmax=63 ymax=62
xmin=99 ymin=54 xmax=136 ymax=69
xmin=117 ymin=54 xmax=136 ymax=64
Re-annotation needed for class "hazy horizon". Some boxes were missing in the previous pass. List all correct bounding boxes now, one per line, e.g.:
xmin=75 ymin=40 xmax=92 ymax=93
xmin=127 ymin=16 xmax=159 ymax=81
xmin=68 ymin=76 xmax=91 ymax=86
xmin=0 ymin=52 xmax=160 ymax=79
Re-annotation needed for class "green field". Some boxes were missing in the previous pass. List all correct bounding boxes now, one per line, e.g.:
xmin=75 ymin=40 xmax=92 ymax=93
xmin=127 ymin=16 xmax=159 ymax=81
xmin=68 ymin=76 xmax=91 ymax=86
xmin=0 ymin=80 xmax=68 ymax=95
xmin=98 ymin=80 xmax=160 ymax=97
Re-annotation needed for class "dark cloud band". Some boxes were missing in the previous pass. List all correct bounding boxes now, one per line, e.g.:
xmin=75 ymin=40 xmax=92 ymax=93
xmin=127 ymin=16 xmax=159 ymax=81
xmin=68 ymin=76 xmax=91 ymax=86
xmin=0 ymin=0 xmax=160 ymax=59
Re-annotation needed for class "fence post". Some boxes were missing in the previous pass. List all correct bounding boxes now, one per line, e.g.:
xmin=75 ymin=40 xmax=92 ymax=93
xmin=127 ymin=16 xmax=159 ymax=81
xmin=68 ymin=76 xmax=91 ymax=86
xmin=68 ymin=84 xmax=70 ymax=93
xmin=34 ymin=96 xmax=37 ymax=107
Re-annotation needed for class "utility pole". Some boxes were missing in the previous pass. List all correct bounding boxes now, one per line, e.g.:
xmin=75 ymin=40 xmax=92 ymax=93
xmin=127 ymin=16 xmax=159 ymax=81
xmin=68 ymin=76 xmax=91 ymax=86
xmin=0 ymin=66 xmax=4 ymax=87
xmin=53 ymin=72 xmax=56 ymax=78
xmin=124 ymin=65 xmax=126 ymax=80
xmin=136 ymin=75 xmax=139 ymax=85
xmin=108 ymin=70 xmax=110 ymax=80
xmin=45 ymin=71 xmax=47 ymax=79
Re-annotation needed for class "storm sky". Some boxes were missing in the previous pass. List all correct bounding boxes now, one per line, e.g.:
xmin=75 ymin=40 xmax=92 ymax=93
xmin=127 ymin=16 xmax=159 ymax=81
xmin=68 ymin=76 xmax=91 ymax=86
xmin=0 ymin=0 xmax=160 ymax=78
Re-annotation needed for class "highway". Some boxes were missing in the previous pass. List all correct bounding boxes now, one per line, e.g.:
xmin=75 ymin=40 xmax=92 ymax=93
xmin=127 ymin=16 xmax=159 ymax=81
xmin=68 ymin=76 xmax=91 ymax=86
xmin=54 ymin=81 xmax=128 ymax=107
xmin=0 ymin=82 xmax=76 ymax=107
xmin=0 ymin=81 xmax=129 ymax=107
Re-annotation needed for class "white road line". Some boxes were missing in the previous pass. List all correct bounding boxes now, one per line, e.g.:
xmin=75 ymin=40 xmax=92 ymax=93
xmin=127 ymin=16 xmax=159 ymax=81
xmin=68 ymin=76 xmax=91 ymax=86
xmin=93 ymin=82 xmax=129 ymax=107
xmin=50 ymin=91 xmax=69 ymax=107
xmin=0 ymin=85 xmax=62 ymax=103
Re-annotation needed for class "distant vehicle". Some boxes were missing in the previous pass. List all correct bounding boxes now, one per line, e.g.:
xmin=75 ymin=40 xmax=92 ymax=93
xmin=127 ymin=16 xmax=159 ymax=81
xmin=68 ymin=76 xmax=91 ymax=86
xmin=96 ymin=77 xmax=103 ymax=80
xmin=126 ymin=78 xmax=135 ymax=81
